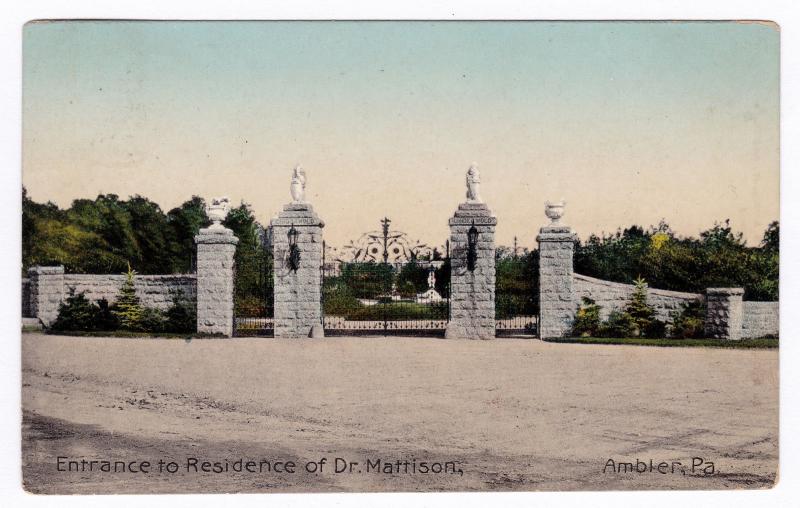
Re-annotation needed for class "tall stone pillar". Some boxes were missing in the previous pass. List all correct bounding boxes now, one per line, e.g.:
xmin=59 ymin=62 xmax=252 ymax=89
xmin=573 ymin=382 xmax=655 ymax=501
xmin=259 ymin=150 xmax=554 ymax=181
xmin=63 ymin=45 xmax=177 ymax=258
xmin=195 ymin=198 xmax=239 ymax=336
xmin=537 ymin=201 xmax=577 ymax=339
xmin=445 ymin=164 xmax=497 ymax=340
xmin=705 ymin=288 xmax=744 ymax=341
xmin=271 ymin=166 xmax=325 ymax=338
xmin=28 ymin=265 xmax=65 ymax=327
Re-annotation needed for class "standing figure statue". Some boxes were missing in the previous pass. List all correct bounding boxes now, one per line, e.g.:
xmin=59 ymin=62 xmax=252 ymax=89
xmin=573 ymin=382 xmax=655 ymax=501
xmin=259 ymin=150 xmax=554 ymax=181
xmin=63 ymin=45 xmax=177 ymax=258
xmin=427 ymin=267 xmax=436 ymax=290
xmin=466 ymin=163 xmax=482 ymax=203
xmin=290 ymin=165 xmax=307 ymax=203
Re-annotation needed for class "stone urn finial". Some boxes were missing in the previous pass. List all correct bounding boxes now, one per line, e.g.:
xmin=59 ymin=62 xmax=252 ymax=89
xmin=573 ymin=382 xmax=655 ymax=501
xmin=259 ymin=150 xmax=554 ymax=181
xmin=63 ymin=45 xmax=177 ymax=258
xmin=545 ymin=199 xmax=566 ymax=225
xmin=206 ymin=196 xmax=230 ymax=229
xmin=290 ymin=165 xmax=307 ymax=203
xmin=466 ymin=163 xmax=482 ymax=203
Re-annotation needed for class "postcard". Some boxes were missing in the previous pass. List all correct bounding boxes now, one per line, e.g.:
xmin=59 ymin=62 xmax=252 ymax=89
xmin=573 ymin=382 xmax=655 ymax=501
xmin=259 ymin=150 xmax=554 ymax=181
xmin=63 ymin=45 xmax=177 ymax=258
xmin=20 ymin=20 xmax=779 ymax=493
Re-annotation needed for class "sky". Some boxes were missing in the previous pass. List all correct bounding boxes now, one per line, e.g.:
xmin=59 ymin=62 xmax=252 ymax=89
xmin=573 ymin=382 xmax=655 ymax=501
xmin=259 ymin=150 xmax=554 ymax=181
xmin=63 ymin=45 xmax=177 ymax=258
xmin=22 ymin=21 xmax=779 ymax=249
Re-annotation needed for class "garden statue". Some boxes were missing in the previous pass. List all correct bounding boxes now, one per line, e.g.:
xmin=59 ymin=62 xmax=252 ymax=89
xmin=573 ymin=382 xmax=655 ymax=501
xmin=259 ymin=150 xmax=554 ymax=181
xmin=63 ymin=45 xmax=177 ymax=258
xmin=427 ymin=267 xmax=436 ymax=289
xmin=290 ymin=165 xmax=307 ymax=203
xmin=545 ymin=199 xmax=566 ymax=225
xmin=206 ymin=196 xmax=230 ymax=229
xmin=466 ymin=163 xmax=482 ymax=203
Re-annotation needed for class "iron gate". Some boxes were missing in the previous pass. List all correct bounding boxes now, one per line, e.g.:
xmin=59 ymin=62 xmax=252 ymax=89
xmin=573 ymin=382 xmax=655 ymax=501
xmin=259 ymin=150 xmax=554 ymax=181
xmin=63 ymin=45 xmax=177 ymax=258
xmin=494 ymin=249 xmax=539 ymax=337
xmin=321 ymin=217 xmax=450 ymax=336
xmin=232 ymin=229 xmax=274 ymax=337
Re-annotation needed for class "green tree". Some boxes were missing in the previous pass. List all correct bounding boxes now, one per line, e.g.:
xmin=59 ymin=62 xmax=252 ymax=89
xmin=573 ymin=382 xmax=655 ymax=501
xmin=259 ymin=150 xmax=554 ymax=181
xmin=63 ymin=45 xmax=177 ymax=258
xmin=113 ymin=263 xmax=144 ymax=330
xmin=166 ymin=196 xmax=209 ymax=273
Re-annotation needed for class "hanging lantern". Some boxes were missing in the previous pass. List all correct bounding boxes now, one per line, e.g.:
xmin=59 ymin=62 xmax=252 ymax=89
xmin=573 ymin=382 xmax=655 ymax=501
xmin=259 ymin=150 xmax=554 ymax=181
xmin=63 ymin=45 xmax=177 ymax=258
xmin=287 ymin=224 xmax=301 ymax=271
xmin=467 ymin=221 xmax=478 ymax=272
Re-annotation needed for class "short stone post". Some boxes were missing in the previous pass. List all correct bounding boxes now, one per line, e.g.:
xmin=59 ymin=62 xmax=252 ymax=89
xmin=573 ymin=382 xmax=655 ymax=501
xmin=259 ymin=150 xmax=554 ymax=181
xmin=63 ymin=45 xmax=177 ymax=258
xmin=271 ymin=166 xmax=325 ymax=338
xmin=537 ymin=201 xmax=577 ymax=339
xmin=195 ymin=197 xmax=238 ymax=337
xmin=705 ymin=288 xmax=744 ymax=340
xmin=28 ymin=265 xmax=66 ymax=327
xmin=445 ymin=164 xmax=497 ymax=340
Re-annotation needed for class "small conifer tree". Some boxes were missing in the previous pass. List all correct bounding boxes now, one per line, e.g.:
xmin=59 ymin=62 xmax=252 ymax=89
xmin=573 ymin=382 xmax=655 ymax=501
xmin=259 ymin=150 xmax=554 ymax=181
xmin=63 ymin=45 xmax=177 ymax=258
xmin=113 ymin=262 xmax=143 ymax=330
xmin=626 ymin=276 xmax=655 ymax=337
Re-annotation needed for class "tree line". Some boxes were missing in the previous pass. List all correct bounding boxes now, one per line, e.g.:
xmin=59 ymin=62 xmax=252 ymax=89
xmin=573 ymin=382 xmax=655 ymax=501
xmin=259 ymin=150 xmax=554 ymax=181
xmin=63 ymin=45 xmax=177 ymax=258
xmin=23 ymin=189 xmax=779 ymax=304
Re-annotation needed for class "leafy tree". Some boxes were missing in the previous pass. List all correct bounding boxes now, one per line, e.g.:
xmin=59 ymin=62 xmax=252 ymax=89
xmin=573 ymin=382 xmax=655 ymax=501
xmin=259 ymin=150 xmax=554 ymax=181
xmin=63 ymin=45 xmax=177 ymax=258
xmin=396 ymin=261 xmax=429 ymax=296
xmin=224 ymin=202 xmax=271 ymax=316
xmin=125 ymin=195 xmax=172 ymax=274
xmin=166 ymin=196 xmax=209 ymax=273
xmin=495 ymin=249 xmax=539 ymax=318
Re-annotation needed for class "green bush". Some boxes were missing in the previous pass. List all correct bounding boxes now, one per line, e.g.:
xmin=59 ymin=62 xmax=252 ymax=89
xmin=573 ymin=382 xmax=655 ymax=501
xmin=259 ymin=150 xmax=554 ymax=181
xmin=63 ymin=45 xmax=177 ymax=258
xmin=165 ymin=292 xmax=196 ymax=333
xmin=323 ymin=278 xmax=364 ymax=316
xmin=137 ymin=307 xmax=166 ymax=333
xmin=95 ymin=298 xmax=120 ymax=330
xmin=572 ymin=297 xmax=601 ymax=337
xmin=670 ymin=300 xmax=706 ymax=339
xmin=51 ymin=290 xmax=102 ymax=331
xmin=597 ymin=310 xmax=636 ymax=338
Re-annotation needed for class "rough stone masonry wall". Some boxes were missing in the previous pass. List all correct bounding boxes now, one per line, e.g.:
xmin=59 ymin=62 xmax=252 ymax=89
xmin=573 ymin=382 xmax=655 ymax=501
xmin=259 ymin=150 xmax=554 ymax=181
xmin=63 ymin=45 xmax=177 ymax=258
xmin=573 ymin=273 xmax=702 ymax=322
xmin=742 ymin=301 xmax=779 ymax=338
xmin=22 ymin=278 xmax=32 ymax=317
xmin=705 ymin=288 xmax=744 ymax=341
xmin=25 ymin=265 xmax=197 ymax=326
xmin=271 ymin=203 xmax=324 ymax=338
xmin=63 ymin=274 xmax=197 ymax=310
xmin=445 ymin=202 xmax=496 ymax=340
xmin=27 ymin=266 xmax=66 ymax=327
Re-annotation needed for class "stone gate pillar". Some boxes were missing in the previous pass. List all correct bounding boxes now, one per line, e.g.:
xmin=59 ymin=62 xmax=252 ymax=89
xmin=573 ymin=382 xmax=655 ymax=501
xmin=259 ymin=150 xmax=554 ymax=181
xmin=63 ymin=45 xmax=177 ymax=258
xmin=28 ymin=265 xmax=65 ymax=327
xmin=271 ymin=166 xmax=325 ymax=338
xmin=195 ymin=197 xmax=238 ymax=337
xmin=705 ymin=288 xmax=744 ymax=341
xmin=445 ymin=164 xmax=497 ymax=340
xmin=537 ymin=201 xmax=577 ymax=339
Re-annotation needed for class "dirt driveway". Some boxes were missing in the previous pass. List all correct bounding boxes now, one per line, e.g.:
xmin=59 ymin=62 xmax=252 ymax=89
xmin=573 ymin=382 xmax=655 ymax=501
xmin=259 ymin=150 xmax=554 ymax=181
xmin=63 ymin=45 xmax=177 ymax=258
xmin=21 ymin=333 xmax=778 ymax=493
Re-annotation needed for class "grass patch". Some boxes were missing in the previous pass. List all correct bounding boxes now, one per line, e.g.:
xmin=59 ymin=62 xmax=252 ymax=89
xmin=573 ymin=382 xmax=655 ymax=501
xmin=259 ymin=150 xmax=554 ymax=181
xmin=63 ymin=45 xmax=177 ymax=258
xmin=544 ymin=336 xmax=779 ymax=349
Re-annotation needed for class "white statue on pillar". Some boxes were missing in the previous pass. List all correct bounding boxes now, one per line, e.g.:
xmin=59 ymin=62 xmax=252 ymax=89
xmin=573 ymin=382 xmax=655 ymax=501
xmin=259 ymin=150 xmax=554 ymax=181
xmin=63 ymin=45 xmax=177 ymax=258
xmin=206 ymin=196 xmax=230 ymax=230
xmin=545 ymin=199 xmax=566 ymax=225
xmin=290 ymin=165 xmax=307 ymax=203
xmin=466 ymin=163 xmax=482 ymax=203
xmin=427 ymin=267 xmax=436 ymax=289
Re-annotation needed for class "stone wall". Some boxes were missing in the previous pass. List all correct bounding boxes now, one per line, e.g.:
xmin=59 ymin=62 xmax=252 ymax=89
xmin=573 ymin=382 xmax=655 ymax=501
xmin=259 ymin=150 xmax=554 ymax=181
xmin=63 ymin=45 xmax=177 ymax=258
xmin=705 ymin=288 xmax=744 ymax=340
xmin=62 ymin=274 xmax=197 ymax=310
xmin=25 ymin=265 xmax=197 ymax=327
xmin=27 ymin=266 xmax=66 ymax=327
xmin=573 ymin=273 xmax=702 ymax=322
xmin=22 ymin=278 xmax=32 ymax=317
xmin=445 ymin=202 xmax=496 ymax=339
xmin=742 ymin=301 xmax=779 ymax=338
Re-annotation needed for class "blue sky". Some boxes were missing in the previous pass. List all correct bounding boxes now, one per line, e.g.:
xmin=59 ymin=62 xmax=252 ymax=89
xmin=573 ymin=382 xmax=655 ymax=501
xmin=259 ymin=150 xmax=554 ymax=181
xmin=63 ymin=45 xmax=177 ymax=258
xmin=22 ymin=21 xmax=779 ymax=247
